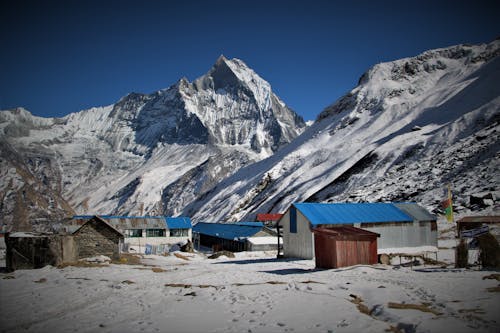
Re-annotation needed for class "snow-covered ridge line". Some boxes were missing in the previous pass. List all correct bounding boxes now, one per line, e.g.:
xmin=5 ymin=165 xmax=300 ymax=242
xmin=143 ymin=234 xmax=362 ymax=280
xmin=0 ymin=55 xmax=305 ymax=231
xmin=186 ymin=39 xmax=500 ymax=222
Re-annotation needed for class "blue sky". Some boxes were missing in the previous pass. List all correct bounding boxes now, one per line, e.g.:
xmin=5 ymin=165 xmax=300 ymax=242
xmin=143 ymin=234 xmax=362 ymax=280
xmin=1 ymin=0 xmax=498 ymax=121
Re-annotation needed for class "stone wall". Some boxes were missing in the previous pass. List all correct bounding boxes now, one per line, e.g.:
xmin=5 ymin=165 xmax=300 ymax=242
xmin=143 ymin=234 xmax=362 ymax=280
xmin=73 ymin=219 xmax=122 ymax=260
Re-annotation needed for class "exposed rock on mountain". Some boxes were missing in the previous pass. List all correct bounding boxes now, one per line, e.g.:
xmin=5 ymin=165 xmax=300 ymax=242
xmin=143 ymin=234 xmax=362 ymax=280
xmin=0 ymin=56 xmax=305 ymax=231
xmin=185 ymin=40 xmax=500 ymax=222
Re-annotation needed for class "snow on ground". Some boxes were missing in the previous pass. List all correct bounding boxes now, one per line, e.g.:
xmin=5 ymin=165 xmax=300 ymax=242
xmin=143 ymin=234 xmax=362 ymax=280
xmin=1 ymin=250 xmax=499 ymax=333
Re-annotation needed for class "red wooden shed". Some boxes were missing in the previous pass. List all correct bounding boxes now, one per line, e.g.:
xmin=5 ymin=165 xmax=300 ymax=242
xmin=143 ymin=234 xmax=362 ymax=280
xmin=313 ymin=226 xmax=379 ymax=269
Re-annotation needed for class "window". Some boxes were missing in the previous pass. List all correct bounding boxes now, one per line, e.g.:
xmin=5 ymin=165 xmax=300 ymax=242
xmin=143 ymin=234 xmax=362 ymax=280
xmin=146 ymin=229 xmax=166 ymax=237
xmin=170 ymin=229 xmax=189 ymax=237
xmin=290 ymin=206 xmax=297 ymax=233
xmin=126 ymin=229 xmax=142 ymax=237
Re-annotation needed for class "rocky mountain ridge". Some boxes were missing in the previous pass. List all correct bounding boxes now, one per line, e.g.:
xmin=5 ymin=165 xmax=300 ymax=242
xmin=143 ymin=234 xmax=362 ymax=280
xmin=0 ymin=56 xmax=305 ymax=231
xmin=183 ymin=39 xmax=500 ymax=222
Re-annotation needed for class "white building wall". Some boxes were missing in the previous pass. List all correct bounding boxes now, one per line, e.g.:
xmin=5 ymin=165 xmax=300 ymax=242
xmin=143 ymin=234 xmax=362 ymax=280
xmin=123 ymin=229 xmax=192 ymax=247
xmin=282 ymin=208 xmax=315 ymax=259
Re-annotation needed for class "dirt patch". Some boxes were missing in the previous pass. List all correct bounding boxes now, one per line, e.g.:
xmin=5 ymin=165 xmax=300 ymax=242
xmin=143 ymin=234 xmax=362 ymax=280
xmin=486 ymin=285 xmax=500 ymax=292
xmin=300 ymin=280 xmax=325 ymax=284
xmin=232 ymin=281 xmax=287 ymax=286
xmin=34 ymin=278 xmax=47 ymax=283
xmin=482 ymin=273 xmax=500 ymax=281
xmin=208 ymin=251 xmax=235 ymax=259
xmin=388 ymin=302 xmax=442 ymax=316
xmin=458 ymin=308 xmax=486 ymax=314
xmin=113 ymin=254 xmax=143 ymax=265
xmin=121 ymin=280 xmax=135 ymax=284
xmin=165 ymin=283 xmax=219 ymax=289
xmin=385 ymin=325 xmax=402 ymax=333
xmin=349 ymin=294 xmax=372 ymax=316
xmin=174 ymin=253 xmax=190 ymax=261
xmin=164 ymin=281 xmax=289 ymax=289
xmin=420 ymin=256 xmax=448 ymax=266
xmin=58 ymin=261 xmax=109 ymax=268
xmin=151 ymin=267 xmax=167 ymax=273
xmin=165 ymin=283 xmax=192 ymax=288
xmin=347 ymin=294 xmax=422 ymax=333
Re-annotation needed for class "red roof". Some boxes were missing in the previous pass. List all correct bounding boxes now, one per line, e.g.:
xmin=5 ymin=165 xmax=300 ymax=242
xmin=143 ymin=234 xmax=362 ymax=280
xmin=256 ymin=213 xmax=283 ymax=222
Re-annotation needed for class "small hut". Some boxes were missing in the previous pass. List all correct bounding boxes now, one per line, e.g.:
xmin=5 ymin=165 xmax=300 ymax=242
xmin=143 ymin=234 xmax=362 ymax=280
xmin=5 ymin=232 xmax=76 ymax=271
xmin=72 ymin=216 xmax=124 ymax=260
xmin=313 ymin=226 xmax=379 ymax=269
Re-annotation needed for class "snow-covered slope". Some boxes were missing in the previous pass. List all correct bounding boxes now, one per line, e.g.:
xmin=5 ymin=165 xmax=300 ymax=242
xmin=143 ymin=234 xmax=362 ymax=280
xmin=0 ymin=56 xmax=305 ymax=231
xmin=185 ymin=40 xmax=500 ymax=222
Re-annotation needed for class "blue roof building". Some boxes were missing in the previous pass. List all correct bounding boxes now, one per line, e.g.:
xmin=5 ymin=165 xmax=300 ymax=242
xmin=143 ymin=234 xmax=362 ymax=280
xmin=293 ymin=203 xmax=413 ymax=225
xmin=71 ymin=215 xmax=192 ymax=252
xmin=193 ymin=222 xmax=277 ymax=252
xmin=280 ymin=202 xmax=437 ymax=259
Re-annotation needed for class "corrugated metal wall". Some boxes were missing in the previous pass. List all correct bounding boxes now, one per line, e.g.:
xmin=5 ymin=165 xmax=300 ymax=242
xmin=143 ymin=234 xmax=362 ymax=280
xmin=361 ymin=221 xmax=437 ymax=249
xmin=282 ymin=209 xmax=315 ymax=259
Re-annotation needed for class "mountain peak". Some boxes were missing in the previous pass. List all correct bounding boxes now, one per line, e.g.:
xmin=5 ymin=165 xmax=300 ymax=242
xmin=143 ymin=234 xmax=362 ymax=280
xmin=216 ymin=54 xmax=228 ymax=64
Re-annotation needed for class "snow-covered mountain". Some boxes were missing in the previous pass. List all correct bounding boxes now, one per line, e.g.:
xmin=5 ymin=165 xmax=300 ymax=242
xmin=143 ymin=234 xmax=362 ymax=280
xmin=184 ymin=39 xmax=500 ymax=222
xmin=0 ymin=56 xmax=305 ymax=231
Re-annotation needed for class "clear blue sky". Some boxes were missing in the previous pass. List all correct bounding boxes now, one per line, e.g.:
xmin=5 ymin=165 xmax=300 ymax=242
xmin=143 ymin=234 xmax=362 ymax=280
xmin=1 ymin=0 xmax=498 ymax=121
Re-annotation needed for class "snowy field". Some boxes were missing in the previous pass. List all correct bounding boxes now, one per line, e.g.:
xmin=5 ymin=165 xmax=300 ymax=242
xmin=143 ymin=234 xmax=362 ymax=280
xmin=1 ymin=249 xmax=499 ymax=333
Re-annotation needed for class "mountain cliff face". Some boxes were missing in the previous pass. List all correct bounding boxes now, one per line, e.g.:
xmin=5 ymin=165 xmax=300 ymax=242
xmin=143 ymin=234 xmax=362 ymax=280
xmin=0 ymin=56 xmax=305 ymax=231
xmin=2 ymin=41 xmax=499 ymax=231
xmin=184 ymin=40 xmax=500 ymax=222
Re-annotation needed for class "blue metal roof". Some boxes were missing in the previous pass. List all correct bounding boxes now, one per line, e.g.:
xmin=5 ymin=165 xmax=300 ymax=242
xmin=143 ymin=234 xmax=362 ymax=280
xmin=72 ymin=215 xmax=191 ymax=230
xmin=73 ymin=215 xmax=165 ymax=220
xmin=293 ymin=203 xmax=413 ymax=225
xmin=393 ymin=203 xmax=436 ymax=221
xmin=193 ymin=222 xmax=263 ymax=241
xmin=166 ymin=217 xmax=192 ymax=229
xmin=235 ymin=222 xmax=264 ymax=227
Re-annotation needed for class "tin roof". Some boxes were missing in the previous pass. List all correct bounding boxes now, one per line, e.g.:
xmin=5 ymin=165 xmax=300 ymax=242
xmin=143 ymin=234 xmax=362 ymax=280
xmin=8 ymin=232 xmax=51 ymax=238
xmin=193 ymin=222 xmax=264 ymax=241
xmin=166 ymin=217 xmax=192 ymax=229
xmin=72 ymin=215 xmax=192 ymax=230
xmin=293 ymin=203 xmax=413 ymax=225
xmin=393 ymin=203 xmax=436 ymax=221
xmin=457 ymin=216 xmax=500 ymax=224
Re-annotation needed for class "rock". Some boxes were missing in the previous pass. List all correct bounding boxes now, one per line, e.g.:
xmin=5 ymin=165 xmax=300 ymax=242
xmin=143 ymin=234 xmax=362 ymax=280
xmin=379 ymin=254 xmax=390 ymax=265
xmin=181 ymin=240 xmax=194 ymax=253
xmin=469 ymin=192 xmax=495 ymax=208
xmin=208 ymin=250 xmax=235 ymax=259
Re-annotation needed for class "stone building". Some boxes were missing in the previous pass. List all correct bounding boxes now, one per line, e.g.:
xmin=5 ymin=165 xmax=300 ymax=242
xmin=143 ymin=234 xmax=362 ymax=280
xmin=5 ymin=217 xmax=123 ymax=271
xmin=71 ymin=215 xmax=192 ymax=253
xmin=72 ymin=216 xmax=123 ymax=260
